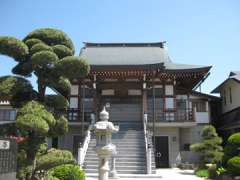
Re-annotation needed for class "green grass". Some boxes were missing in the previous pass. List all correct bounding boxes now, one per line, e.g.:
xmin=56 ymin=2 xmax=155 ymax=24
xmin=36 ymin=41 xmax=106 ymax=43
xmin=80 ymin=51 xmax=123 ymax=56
xmin=195 ymin=169 xmax=209 ymax=178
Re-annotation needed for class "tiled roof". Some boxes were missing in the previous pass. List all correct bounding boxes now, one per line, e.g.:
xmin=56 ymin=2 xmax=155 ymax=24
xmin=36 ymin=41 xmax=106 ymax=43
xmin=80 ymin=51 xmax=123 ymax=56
xmin=80 ymin=42 xmax=210 ymax=70
xmin=211 ymin=71 xmax=240 ymax=93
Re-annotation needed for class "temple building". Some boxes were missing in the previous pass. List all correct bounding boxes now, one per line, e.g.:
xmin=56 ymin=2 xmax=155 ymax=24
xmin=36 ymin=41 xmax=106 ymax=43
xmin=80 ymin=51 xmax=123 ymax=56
xmin=49 ymin=42 xmax=217 ymax=173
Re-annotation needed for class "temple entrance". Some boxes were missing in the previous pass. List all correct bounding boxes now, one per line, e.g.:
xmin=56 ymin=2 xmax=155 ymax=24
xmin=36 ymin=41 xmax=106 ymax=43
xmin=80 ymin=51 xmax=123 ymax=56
xmin=154 ymin=136 xmax=169 ymax=168
xmin=102 ymin=97 xmax=141 ymax=122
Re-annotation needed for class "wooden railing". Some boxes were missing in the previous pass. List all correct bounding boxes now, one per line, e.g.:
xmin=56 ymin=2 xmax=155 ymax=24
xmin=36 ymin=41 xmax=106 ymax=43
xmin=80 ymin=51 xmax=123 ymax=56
xmin=148 ymin=108 xmax=195 ymax=122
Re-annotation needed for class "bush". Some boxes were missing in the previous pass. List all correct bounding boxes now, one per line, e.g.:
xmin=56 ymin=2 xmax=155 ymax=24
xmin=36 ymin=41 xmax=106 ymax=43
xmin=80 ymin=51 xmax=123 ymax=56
xmin=190 ymin=125 xmax=223 ymax=166
xmin=50 ymin=164 xmax=85 ymax=180
xmin=227 ymin=156 xmax=240 ymax=176
xmin=195 ymin=169 xmax=209 ymax=177
xmin=223 ymin=132 xmax=240 ymax=165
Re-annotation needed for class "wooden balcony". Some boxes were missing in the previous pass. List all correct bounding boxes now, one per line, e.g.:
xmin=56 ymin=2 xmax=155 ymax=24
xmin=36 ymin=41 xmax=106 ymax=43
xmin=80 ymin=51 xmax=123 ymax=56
xmin=147 ymin=108 xmax=196 ymax=127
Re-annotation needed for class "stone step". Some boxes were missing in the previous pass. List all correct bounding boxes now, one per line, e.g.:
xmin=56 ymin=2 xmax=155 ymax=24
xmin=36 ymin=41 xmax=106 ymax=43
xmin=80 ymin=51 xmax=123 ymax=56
xmin=85 ymin=164 xmax=145 ymax=170
xmin=85 ymin=157 xmax=146 ymax=162
xmin=85 ymin=169 xmax=146 ymax=174
xmin=86 ymin=161 xmax=146 ymax=166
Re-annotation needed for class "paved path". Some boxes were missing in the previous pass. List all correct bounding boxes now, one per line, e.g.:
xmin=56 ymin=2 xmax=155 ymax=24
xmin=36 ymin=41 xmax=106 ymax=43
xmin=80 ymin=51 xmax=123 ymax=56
xmin=87 ymin=168 xmax=203 ymax=180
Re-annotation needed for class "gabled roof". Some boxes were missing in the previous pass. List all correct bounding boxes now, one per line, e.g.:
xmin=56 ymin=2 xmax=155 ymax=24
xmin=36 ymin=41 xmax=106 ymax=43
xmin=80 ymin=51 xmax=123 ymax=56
xmin=211 ymin=71 xmax=240 ymax=93
xmin=80 ymin=42 xmax=211 ymax=71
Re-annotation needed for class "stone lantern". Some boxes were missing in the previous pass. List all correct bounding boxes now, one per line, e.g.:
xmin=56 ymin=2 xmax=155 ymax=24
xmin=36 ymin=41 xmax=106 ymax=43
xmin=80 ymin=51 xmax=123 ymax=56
xmin=93 ymin=107 xmax=119 ymax=180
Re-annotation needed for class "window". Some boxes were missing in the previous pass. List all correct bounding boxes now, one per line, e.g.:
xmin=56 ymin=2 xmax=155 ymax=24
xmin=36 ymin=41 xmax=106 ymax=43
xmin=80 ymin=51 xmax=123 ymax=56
xmin=223 ymin=90 xmax=227 ymax=105
xmin=69 ymin=97 xmax=78 ymax=108
xmin=192 ymin=101 xmax=207 ymax=112
xmin=147 ymin=87 xmax=164 ymax=97
xmin=229 ymin=87 xmax=232 ymax=104
xmin=176 ymin=99 xmax=187 ymax=110
xmin=0 ymin=109 xmax=16 ymax=121
xmin=165 ymin=98 xmax=174 ymax=110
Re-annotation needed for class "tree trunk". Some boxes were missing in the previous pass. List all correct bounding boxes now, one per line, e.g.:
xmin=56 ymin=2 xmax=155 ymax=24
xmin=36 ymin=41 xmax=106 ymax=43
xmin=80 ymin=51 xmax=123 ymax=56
xmin=37 ymin=78 xmax=46 ymax=102
xmin=26 ymin=132 xmax=43 ymax=180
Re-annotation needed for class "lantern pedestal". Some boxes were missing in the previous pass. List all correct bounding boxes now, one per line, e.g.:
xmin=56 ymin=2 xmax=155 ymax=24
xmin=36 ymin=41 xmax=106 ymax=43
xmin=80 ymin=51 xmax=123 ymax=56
xmin=93 ymin=107 xmax=119 ymax=180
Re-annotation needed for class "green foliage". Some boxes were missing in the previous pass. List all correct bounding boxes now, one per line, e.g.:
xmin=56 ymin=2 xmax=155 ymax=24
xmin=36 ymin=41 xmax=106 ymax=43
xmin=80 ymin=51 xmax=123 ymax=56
xmin=216 ymin=167 xmax=227 ymax=175
xmin=31 ymin=50 xmax=59 ymax=73
xmin=47 ymin=77 xmax=71 ymax=97
xmin=24 ymin=38 xmax=43 ymax=49
xmin=190 ymin=125 xmax=223 ymax=165
xmin=0 ymin=75 xmax=32 ymax=98
xmin=23 ymin=28 xmax=75 ymax=53
xmin=228 ymin=132 xmax=240 ymax=145
xmin=49 ymin=116 xmax=68 ymax=136
xmin=30 ymin=42 xmax=53 ymax=55
xmin=0 ymin=28 xmax=90 ymax=180
xmin=195 ymin=168 xmax=209 ymax=177
xmin=55 ymin=56 xmax=90 ymax=80
xmin=50 ymin=164 xmax=85 ymax=180
xmin=45 ymin=95 xmax=69 ymax=110
xmin=52 ymin=45 xmax=73 ymax=59
xmin=227 ymin=156 xmax=240 ymax=176
xmin=36 ymin=149 xmax=75 ymax=171
xmin=12 ymin=62 xmax=33 ymax=76
xmin=0 ymin=76 xmax=34 ymax=107
xmin=16 ymin=101 xmax=56 ymax=135
xmin=0 ymin=36 xmax=28 ymax=61
xmin=223 ymin=132 xmax=240 ymax=165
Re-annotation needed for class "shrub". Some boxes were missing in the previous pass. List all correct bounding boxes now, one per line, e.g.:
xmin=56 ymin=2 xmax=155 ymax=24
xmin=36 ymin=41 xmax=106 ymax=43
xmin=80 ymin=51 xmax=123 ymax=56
xmin=223 ymin=132 xmax=240 ymax=165
xmin=190 ymin=125 xmax=223 ymax=166
xmin=50 ymin=164 xmax=85 ymax=180
xmin=227 ymin=156 xmax=240 ymax=176
xmin=195 ymin=169 xmax=209 ymax=177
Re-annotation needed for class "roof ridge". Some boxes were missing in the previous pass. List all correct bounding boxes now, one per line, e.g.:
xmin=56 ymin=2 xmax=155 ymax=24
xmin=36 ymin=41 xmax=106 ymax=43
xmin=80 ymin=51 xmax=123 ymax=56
xmin=83 ymin=42 xmax=166 ymax=48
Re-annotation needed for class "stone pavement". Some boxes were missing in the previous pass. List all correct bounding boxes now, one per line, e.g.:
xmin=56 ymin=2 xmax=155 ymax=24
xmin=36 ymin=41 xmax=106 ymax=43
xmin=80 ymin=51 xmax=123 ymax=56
xmin=86 ymin=168 xmax=204 ymax=180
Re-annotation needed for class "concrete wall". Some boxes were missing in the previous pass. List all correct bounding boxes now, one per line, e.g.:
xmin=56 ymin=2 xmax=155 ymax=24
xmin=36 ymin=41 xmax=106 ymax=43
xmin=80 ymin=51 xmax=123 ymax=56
xmin=220 ymin=79 xmax=240 ymax=113
xmin=154 ymin=127 xmax=180 ymax=167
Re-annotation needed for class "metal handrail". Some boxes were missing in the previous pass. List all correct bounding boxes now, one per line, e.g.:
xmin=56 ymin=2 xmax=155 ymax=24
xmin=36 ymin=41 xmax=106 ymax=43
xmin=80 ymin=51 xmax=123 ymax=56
xmin=143 ymin=113 xmax=152 ymax=174
xmin=78 ymin=113 xmax=95 ymax=167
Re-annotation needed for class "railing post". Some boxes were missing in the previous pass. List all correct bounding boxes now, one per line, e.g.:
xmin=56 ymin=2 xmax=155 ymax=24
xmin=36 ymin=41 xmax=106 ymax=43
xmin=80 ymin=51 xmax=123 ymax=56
xmin=147 ymin=143 xmax=152 ymax=174
xmin=78 ymin=142 xmax=83 ymax=167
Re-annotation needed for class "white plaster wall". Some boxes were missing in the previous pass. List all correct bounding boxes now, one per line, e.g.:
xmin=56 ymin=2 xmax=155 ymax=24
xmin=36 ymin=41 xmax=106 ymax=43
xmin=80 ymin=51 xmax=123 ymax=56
xmin=220 ymin=79 xmax=240 ymax=113
xmin=195 ymin=112 xmax=209 ymax=123
xmin=165 ymin=85 xmax=174 ymax=95
xmin=70 ymin=85 xmax=79 ymax=95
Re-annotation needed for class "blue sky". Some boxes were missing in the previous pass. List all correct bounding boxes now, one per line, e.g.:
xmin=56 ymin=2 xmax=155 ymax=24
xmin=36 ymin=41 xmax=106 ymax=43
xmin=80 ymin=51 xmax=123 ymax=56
xmin=0 ymin=0 xmax=240 ymax=94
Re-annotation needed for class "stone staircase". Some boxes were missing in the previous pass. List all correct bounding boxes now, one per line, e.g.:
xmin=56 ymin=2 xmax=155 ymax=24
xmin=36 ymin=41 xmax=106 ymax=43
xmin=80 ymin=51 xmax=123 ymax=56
xmin=84 ymin=122 xmax=156 ymax=174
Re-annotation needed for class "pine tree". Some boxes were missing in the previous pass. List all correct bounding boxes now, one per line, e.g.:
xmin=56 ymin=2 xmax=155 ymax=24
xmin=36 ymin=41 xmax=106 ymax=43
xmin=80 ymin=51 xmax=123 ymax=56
xmin=0 ymin=28 xmax=89 ymax=179
xmin=190 ymin=125 xmax=223 ymax=166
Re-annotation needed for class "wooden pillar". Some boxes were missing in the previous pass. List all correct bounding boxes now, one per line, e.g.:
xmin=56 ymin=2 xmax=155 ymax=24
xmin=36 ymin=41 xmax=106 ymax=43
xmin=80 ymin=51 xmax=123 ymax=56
xmin=81 ymin=82 xmax=85 ymax=137
xmin=152 ymin=77 xmax=156 ymax=147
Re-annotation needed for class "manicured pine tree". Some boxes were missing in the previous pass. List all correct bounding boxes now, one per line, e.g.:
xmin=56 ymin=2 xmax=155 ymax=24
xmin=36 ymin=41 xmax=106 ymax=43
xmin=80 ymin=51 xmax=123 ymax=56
xmin=190 ymin=125 xmax=223 ymax=167
xmin=0 ymin=28 xmax=89 ymax=180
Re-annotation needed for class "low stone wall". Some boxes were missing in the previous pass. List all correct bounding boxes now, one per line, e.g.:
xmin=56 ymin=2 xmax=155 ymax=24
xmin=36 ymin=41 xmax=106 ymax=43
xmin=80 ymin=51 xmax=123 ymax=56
xmin=0 ymin=172 xmax=17 ymax=180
